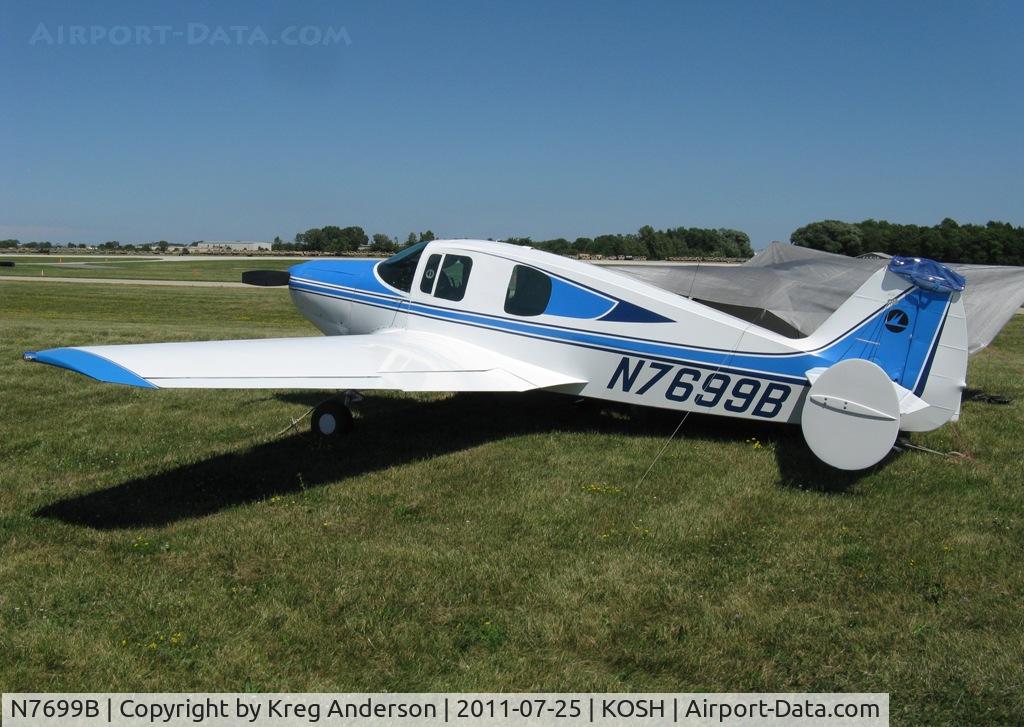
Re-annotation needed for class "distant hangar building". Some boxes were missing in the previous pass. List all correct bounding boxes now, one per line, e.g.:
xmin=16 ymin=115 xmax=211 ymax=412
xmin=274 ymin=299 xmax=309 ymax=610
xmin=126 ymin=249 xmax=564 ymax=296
xmin=193 ymin=240 xmax=272 ymax=252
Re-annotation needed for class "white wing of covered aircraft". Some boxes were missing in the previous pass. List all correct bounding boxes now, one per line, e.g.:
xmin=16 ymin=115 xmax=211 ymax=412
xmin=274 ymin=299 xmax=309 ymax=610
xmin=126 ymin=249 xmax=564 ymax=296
xmin=25 ymin=239 xmax=979 ymax=470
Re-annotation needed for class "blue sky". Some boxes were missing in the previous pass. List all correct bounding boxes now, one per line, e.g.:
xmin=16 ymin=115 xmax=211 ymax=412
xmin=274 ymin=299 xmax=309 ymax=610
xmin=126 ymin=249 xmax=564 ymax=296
xmin=1 ymin=0 xmax=1021 ymax=247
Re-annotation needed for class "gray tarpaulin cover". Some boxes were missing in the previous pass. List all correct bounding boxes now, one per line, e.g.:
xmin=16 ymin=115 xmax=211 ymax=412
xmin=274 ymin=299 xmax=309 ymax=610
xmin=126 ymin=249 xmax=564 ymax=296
xmin=607 ymin=243 xmax=1024 ymax=354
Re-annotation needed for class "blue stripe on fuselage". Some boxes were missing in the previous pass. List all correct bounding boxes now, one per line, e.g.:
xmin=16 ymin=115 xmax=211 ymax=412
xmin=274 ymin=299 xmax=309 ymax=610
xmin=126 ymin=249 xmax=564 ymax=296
xmin=903 ymin=291 xmax=951 ymax=393
xmin=291 ymin=280 xmax=808 ymax=385
xmin=544 ymin=276 xmax=616 ymax=318
xmin=289 ymin=276 xmax=930 ymax=386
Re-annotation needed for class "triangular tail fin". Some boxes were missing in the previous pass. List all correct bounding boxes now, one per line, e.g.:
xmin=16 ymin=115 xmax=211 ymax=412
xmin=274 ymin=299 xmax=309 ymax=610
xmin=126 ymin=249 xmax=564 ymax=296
xmin=807 ymin=258 xmax=968 ymax=432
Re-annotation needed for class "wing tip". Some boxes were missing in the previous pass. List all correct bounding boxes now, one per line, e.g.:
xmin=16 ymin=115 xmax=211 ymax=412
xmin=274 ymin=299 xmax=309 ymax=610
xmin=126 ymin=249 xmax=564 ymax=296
xmin=25 ymin=347 xmax=158 ymax=389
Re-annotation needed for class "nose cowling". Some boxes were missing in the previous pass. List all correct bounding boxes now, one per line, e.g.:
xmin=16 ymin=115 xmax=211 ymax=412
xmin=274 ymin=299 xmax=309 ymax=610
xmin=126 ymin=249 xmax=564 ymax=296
xmin=286 ymin=259 xmax=398 ymax=336
xmin=287 ymin=259 xmax=382 ymax=289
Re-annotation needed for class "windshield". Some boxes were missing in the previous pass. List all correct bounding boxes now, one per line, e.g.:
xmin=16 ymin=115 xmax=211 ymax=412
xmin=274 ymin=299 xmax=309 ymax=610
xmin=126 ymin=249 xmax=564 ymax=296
xmin=377 ymin=241 xmax=428 ymax=292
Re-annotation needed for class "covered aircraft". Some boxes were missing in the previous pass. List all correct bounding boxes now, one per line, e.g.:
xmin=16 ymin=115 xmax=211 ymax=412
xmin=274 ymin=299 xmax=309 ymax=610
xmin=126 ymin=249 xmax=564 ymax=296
xmin=607 ymin=242 xmax=1024 ymax=355
xmin=22 ymin=240 xmax=1016 ymax=470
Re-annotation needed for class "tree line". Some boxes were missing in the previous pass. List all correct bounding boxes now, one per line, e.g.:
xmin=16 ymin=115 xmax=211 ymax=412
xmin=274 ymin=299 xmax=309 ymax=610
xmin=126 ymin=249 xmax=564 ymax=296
xmin=6 ymin=218 xmax=1023 ymax=265
xmin=271 ymin=227 xmax=436 ymax=254
xmin=0 ymin=239 xmax=172 ymax=252
xmin=271 ymin=224 xmax=753 ymax=259
xmin=791 ymin=218 xmax=1024 ymax=265
xmin=505 ymin=225 xmax=753 ymax=259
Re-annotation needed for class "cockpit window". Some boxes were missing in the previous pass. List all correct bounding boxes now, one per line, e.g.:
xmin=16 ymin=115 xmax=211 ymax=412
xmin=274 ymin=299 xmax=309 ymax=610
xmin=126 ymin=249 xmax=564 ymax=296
xmin=420 ymin=254 xmax=442 ymax=293
xmin=504 ymin=265 xmax=552 ymax=316
xmin=377 ymin=241 xmax=428 ymax=292
xmin=434 ymin=255 xmax=473 ymax=302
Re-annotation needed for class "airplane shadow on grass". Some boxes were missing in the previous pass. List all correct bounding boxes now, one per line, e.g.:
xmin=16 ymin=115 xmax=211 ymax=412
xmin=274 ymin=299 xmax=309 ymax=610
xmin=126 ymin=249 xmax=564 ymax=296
xmin=35 ymin=391 xmax=881 ymax=530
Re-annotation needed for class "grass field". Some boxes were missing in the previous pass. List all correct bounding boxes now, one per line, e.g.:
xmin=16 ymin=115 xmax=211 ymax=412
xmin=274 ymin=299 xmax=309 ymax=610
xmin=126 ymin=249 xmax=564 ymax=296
xmin=0 ymin=256 xmax=304 ymax=282
xmin=1 ymin=279 xmax=1022 ymax=725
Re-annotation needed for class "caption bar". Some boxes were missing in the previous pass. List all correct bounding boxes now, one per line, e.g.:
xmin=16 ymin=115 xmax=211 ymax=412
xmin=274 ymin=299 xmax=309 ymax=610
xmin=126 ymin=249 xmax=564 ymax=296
xmin=2 ymin=693 xmax=887 ymax=727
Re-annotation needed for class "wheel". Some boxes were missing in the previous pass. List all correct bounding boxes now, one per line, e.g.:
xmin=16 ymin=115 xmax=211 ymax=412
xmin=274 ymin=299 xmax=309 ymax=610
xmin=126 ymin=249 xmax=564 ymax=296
xmin=311 ymin=400 xmax=353 ymax=439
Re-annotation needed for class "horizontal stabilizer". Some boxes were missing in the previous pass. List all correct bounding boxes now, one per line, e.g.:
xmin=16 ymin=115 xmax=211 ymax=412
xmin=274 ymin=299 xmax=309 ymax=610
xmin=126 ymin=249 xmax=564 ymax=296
xmin=805 ymin=367 xmax=933 ymax=418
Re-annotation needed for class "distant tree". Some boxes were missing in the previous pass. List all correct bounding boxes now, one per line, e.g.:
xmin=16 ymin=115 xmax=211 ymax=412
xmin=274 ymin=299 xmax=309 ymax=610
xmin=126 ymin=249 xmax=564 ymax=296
xmin=637 ymin=225 xmax=661 ymax=258
xmin=717 ymin=229 xmax=753 ymax=258
xmin=320 ymin=225 xmax=368 ymax=253
xmin=0 ymin=239 xmax=18 ymax=248
xmin=790 ymin=218 xmax=1024 ymax=265
xmin=405 ymin=233 xmax=418 ymax=247
xmin=156 ymin=240 xmax=169 ymax=252
xmin=295 ymin=228 xmax=325 ymax=251
xmin=418 ymin=230 xmax=436 ymax=243
xmin=590 ymin=234 xmax=625 ymax=257
xmin=538 ymin=238 xmax=572 ymax=255
xmin=291 ymin=226 xmax=368 ymax=253
xmin=791 ymin=220 xmax=863 ymax=256
xmin=572 ymin=237 xmax=593 ymax=253
xmin=370 ymin=233 xmax=396 ymax=253
xmin=342 ymin=226 xmax=369 ymax=251
xmin=320 ymin=226 xmax=345 ymax=252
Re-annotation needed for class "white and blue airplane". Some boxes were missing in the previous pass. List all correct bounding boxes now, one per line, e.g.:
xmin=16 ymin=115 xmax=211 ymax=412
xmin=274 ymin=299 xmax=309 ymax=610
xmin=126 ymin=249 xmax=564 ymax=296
xmin=24 ymin=240 xmax=969 ymax=470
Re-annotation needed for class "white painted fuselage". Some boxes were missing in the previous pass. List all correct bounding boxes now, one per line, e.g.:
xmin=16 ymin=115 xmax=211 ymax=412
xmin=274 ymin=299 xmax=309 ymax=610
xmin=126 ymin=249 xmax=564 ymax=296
xmin=287 ymin=240 xmax=966 ymax=431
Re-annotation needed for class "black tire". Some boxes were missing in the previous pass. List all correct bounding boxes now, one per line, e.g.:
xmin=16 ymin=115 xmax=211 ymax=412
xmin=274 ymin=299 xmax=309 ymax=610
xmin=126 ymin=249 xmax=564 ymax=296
xmin=311 ymin=400 xmax=353 ymax=439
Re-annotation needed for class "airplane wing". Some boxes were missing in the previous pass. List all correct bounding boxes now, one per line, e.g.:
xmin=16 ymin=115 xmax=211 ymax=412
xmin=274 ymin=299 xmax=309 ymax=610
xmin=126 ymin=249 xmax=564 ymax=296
xmin=23 ymin=330 xmax=586 ymax=391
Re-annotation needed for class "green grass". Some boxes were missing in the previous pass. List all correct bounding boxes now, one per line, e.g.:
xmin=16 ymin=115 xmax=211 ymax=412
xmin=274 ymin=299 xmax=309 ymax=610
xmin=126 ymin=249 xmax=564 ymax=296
xmin=0 ymin=257 xmax=306 ymax=282
xmin=1 ymin=280 xmax=1022 ymax=724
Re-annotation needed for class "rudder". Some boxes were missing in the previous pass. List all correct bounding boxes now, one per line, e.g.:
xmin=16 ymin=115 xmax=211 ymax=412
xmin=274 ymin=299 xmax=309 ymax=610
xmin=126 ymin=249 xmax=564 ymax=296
xmin=806 ymin=257 xmax=968 ymax=433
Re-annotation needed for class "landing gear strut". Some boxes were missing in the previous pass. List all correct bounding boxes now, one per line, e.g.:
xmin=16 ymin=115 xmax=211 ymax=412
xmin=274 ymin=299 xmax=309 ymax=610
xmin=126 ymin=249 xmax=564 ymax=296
xmin=310 ymin=395 xmax=358 ymax=439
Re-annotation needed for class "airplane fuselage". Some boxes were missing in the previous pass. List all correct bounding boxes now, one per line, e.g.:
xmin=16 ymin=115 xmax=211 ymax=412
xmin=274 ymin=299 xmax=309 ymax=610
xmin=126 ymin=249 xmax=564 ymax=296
xmin=286 ymin=240 xmax=960 ymax=429
xmin=23 ymin=238 xmax=970 ymax=470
